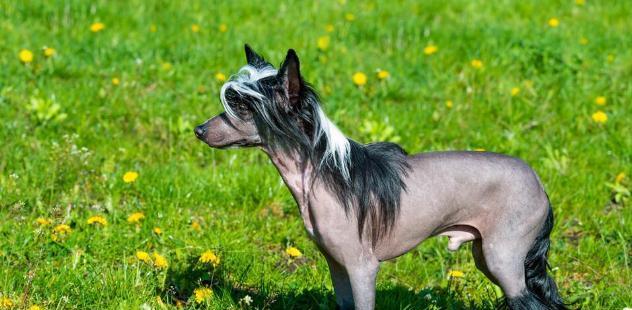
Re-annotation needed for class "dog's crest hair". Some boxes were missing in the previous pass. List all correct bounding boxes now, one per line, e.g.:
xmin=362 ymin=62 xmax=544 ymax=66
xmin=219 ymin=46 xmax=409 ymax=243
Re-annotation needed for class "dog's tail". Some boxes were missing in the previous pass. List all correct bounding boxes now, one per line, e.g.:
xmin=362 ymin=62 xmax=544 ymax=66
xmin=507 ymin=203 xmax=568 ymax=310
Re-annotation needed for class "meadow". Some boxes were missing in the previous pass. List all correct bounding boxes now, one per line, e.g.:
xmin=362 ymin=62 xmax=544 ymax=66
xmin=0 ymin=0 xmax=630 ymax=309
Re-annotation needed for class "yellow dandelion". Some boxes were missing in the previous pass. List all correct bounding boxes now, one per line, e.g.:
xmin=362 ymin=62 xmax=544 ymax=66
xmin=150 ymin=24 xmax=157 ymax=32
xmin=445 ymin=100 xmax=453 ymax=109
xmin=215 ymin=72 xmax=226 ymax=82
xmin=607 ymin=54 xmax=615 ymax=63
xmin=19 ymin=49 xmax=34 ymax=63
xmin=575 ymin=0 xmax=585 ymax=5
xmin=615 ymin=172 xmax=626 ymax=184
xmin=191 ymin=221 xmax=202 ymax=231
xmin=591 ymin=110 xmax=607 ymax=123
xmin=352 ymin=72 xmax=367 ymax=86
xmin=317 ymin=36 xmax=330 ymax=51
xmin=153 ymin=227 xmax=162 ymax=235
xmin=36 ymin=217 xmax=51 ymax=226
xmin=161 ymin=62 xmax=173 ymax=71
xmin=285 ymin=246 xmax=303 ymax=258
xmin=345 ymin=13 xmax=355 ymax=21
xmin=0 ymin=297 xmax=13 ymax=308
xmin=123 ymin=171 xmax=138 ymax=183
xmin=219 ymin=23 xmax=227 ymax=33
xmin=152 ymin=252 xmax=168 ymax=269
xmin=579 ymin=37 xmax=588 ymax=45
xmin=594 ymin=96 xmax=606 ymax=106
xmin=127 ymin=212 xmax=145 ymax=224
xmin=448 ymin=270 xmax=465 ymax=278
xmin=423 ymin=44 xmax=438 ymax=56
xmin=325 ymin=24 xmax=335 ymax=32
xmin=511 ymin=87 xmax=521 ymax=96
xmin=90 ymin=22 xmax=105 ymax=33
xmin=193 ymin=287 xmax=213 ymax=304
xmin=136 ymin=250 xmax=152 ymax=264
xmin=28 ymin=305 xmax=43 ymax=310
xmin=199 ymin=250 xmax=221 ymax=267
xmin=87 ymin=215 xmax=107 ymax=226
xmin=111 ymin=77 xmax=120 ymax=86
xmin=548 ymin=18 xmax=559 ymax=28
xmin=376 ymin=69 xmax=390 ymax=80
xmin=474 ymin=148 xmax=486 ymax=152
xmin=43 ymin=47 xmax=56 ymax=58
xmin=470 ymin=59 xmax=484 ymax=69
xmin=191 ymin=24 xmax=200 ymax=33
xmin=54 ymin=224 xmax=72 ymax=234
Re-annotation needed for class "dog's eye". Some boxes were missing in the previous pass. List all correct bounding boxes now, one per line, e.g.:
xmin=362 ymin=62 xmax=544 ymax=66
xmin=233 ymin=101 xmax=251 ymax=117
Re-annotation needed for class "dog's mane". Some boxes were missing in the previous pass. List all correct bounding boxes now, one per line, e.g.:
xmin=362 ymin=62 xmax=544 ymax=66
xmin=220 ymin=64 xmax=409 ymax=243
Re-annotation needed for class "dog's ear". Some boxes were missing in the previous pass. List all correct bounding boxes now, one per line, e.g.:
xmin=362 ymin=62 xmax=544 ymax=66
xmin=278 ymin=49 xmax=302 ymax=106
xmin=244 ymin=44 xmax=267 ymax=68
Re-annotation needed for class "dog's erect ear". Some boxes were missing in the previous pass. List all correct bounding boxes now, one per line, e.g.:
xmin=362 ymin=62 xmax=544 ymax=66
xmin=244 ymin=44 xmax=267 ymax=68
xmin=278 ymin=49 xmax=302 ymax=106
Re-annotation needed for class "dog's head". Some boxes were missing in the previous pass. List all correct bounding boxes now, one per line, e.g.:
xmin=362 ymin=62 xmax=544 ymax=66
xmin=195 ymin=45 xmax=311 ymax=150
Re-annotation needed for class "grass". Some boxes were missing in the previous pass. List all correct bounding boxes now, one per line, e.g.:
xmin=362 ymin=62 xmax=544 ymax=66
xmin=0 ymin=0 xmax=630 ymax=308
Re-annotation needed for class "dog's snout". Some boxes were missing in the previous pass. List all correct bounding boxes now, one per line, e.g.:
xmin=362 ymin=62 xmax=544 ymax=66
xmin=194 ymin=125 xmax=207 ymax=138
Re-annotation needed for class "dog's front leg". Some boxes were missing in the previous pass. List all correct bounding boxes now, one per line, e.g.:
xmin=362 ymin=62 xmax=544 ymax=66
xmin=324 ymin=254 xmax=354 ymax=309
xmin=346 ymin=258 xmax=379 ymax=310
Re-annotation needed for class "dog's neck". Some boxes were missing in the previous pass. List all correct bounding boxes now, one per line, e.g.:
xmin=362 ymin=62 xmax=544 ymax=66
xmin=261 ymin=146 xmax=314 ymax=211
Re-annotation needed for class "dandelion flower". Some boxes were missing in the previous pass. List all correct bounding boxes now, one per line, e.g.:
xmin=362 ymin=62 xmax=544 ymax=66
xmin=90 ymin=22 xmax=105 ymax=32
xmin=123 ymin=171 xmax=138 ymax=183
xmin=127 ymin=212 xmax=145 ymax=224
xmin=191 ymin=221 xmax=202 ymax=231
xmin=575 ymin=0 xmax=585 ymax=5
xmin=317 ymin=36 xmax=330 ymax=51
xmin=548 ymin=18 xmax=559 ymax=28
xmin=43 ymin=47 xmax=56 ymax=58
xmin=615 ymin=172 xmax=626 ymax=184
xmin=607 ymin=54 xmax=615 ymax=63
xmin=352 ymin=72 xmax=367 ymax=86
xmin=474 ymin=148 xmax=486 ymax=152
xmin=36 ymin=217 xmax=51 ymax=226
xmin=594 ymin=96 xmax=606 ymax=106
xmin=325 ymin=24 xmax=335 ymax=32
xmin=19 ymin=49 xmax=34 ymax=63
xmin=199 ymin=250 xmax=221 ymax=267
xmin=448 ymin=270 xmax=465 ymax=278
xmin=149 ymin=24 xmax=157 ymax=32
xmin=152 ymin=252 xmax=168 ymax=269
xmin=193 ymin=287 xmax=213 ymax=303
xmin=445 ymin=100 xmax=453 ymax=109
xmin=215 ymin=72 xmax=226 ymax=82
xmin=161 ymin=62 xmax=173 ymax=71
xmin=136 ymin=250 xmax=152 ymax=264
xmin=0 ymin=297 xmax=13 ymax=308
xmin=376 ymin=69 xmax=390 ymax=80
xmin=285 ymin=246 xmax=302 ymax=258
xmin=54 ymin=224 xmax=72 ymax=234
xmin=511 ymin=87 xmax=521 ymax=96
xmin=111 ymin=77 xmax=120 ymax=86
xmin=191 ymin=24 xmax=200 ymax=33
xmin=423 ymin=44 xmax=438 ymax=55
xmin=470 ymin=59 xmax=484 ymax=69
xmin=29 ymin=305 xmax=43 ymax=310
xmin=219 ymin=23 xmax=227 ymax=33
xmin=345 ymin=13 xmax=355 ymax=21
xmin=87 ymin=215 xmax=107 ymax=226
xmin=153 ymin=227 xmax=162 ymax=235
xmin=579 ymin=37 xmax=588 ymax=45
xmin=591 ymin=110 xmax=607 ymax=123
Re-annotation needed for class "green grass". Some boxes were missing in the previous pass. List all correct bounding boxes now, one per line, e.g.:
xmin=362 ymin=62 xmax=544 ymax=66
xmin=1 ymin=0 xmax=631 ymax=308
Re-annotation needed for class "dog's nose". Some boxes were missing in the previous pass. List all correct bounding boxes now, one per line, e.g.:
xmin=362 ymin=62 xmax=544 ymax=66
xmin=194 ymin=125 xmax=206 ymax=138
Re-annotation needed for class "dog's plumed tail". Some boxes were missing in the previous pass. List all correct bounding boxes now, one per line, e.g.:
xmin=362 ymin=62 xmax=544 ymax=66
xmin=506 ymin=205 xmax=567 ymax=310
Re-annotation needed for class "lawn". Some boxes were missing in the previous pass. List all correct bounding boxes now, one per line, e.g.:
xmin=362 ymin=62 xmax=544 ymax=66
xmin=0 ymin=0 xmax=630 ymax=309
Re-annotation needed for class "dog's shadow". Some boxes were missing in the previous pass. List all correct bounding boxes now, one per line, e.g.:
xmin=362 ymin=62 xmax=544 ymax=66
xmin=160 ymin=262 xmax=495 ymax=309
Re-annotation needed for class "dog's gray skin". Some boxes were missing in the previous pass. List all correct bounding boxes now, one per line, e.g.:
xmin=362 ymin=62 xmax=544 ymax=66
xmin=195 ymin=46 xmax=563 ymax=310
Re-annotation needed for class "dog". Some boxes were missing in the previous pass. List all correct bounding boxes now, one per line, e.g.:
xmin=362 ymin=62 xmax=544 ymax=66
xmin=195 ymin=45 xmax=566 ymax=310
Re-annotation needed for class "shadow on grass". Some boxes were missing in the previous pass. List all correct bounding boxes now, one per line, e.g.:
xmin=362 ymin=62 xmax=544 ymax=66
xmin=159 ymin=261 xmax=495 ymax=309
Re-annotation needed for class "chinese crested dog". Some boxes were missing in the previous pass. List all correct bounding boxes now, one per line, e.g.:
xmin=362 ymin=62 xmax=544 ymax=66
xmin=195 ymin=45 xmax=566 ymax=310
